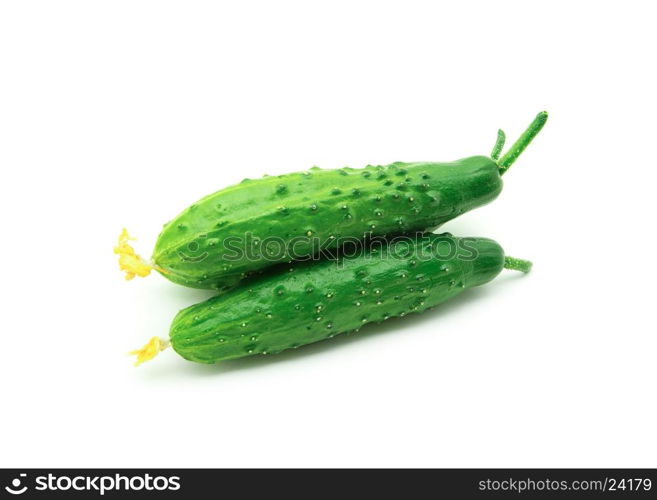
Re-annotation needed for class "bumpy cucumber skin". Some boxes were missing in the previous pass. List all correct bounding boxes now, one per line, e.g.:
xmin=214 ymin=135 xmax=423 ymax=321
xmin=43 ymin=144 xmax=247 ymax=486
xmin=169 ymin=234 xmax=505 ymax=364
xmin=154 ymin=157 xmax=502 ymax=289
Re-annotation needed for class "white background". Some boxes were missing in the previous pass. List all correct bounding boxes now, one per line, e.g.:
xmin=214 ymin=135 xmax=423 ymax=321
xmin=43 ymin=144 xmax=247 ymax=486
xmin=1 ymin=1 xmax=655 ymax=468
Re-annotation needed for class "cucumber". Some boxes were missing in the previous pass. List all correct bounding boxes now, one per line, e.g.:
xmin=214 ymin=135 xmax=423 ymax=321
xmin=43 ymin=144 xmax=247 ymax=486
xmin=155 ymin=156 xmax=502 ymax=290
xmin=155 ymin=233 xmax=530 ymax=364
xmin=117 ymin=112 xmax=546 ymax=289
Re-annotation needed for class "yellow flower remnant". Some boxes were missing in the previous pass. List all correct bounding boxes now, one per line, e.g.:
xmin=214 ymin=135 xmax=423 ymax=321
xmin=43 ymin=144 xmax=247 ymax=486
xmin=114 ymin=228 xmax=156 ymax=280
xmin=129 ymin=337 xmax=170 ymax=366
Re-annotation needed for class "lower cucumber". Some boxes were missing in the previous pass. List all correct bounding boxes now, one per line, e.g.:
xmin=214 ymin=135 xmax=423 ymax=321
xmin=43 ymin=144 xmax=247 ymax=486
xmin=163 ymin=233 xmax=528 ymax=364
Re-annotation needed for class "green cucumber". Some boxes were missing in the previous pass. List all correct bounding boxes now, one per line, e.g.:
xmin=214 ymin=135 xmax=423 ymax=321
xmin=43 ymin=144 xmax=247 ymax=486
xmin=157 ymin=233 xmax=530 ymax=364
xmin=118 ymin=112 xmax=546 ymax=289
xmin=155 ymin=156 xmax=502 ymax=290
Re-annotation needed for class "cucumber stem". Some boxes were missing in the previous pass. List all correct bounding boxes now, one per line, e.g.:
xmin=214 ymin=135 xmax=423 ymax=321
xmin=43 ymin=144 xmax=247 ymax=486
xmin=490 ymin=129 xmax=506 ymax=160
xmin=498 ymin=111 xmax=548 ymax=175
xmin=504 ymin=256 xmax=533 ymax=273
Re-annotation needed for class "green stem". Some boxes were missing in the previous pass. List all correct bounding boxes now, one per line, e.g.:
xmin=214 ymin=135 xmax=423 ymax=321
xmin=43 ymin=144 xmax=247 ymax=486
xmin=490 ymin=129 xmax=506 ymax=160
xmin=504 ymin=256 xmax=533 ymax=273
xmin=498 ymin=111 xmax=548 ymax=175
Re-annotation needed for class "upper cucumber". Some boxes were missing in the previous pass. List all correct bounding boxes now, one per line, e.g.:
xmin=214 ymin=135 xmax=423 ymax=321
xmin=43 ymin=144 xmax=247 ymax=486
xmin=154 ymin=157 xmax=501 ymax=289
